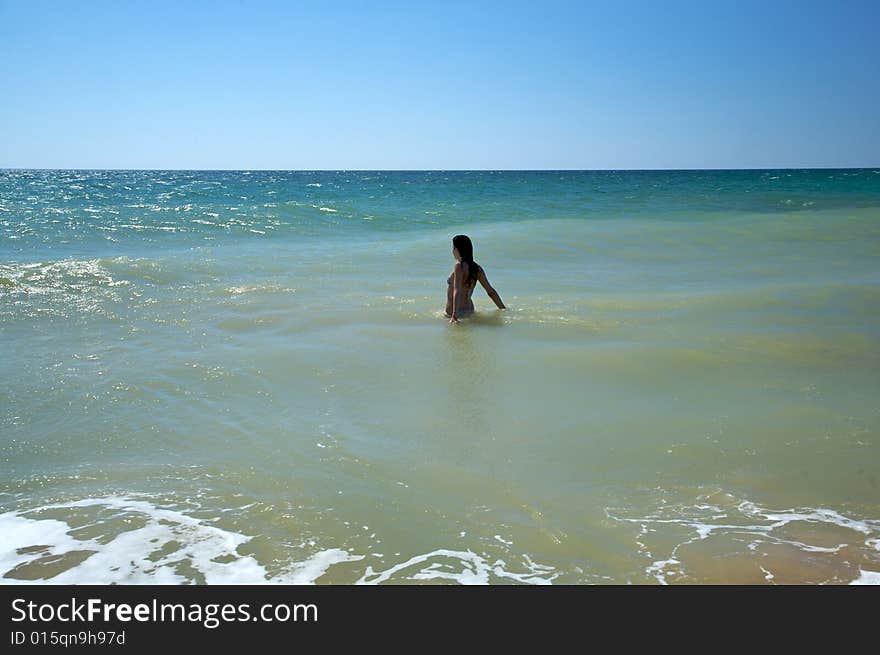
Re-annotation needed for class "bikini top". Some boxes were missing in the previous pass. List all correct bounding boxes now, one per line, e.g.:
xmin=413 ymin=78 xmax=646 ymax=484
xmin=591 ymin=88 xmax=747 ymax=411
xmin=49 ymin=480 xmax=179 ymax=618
xmin=448 ymin=264 xmax=479 ymax=288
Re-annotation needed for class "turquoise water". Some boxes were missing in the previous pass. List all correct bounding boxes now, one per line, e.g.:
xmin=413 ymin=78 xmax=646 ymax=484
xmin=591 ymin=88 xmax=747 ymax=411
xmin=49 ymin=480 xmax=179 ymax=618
xmin=2 ymin=169 xmax=879 ymax=584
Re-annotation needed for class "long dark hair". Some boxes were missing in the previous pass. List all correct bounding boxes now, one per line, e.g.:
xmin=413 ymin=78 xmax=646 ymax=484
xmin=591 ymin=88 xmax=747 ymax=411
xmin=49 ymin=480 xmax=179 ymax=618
xmin=453 ymin=234 xmax=480 ymax=287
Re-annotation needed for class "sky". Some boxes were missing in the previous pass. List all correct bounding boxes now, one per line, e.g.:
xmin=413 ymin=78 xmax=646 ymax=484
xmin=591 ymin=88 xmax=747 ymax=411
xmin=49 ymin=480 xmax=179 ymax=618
xmin=1 ymin=0 xmax=878 ymax=170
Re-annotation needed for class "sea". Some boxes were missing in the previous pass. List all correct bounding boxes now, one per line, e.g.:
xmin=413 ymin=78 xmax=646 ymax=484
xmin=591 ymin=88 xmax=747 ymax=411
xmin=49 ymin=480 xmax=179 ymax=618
xmin=1 ymin=169 xmax=879 ymax=584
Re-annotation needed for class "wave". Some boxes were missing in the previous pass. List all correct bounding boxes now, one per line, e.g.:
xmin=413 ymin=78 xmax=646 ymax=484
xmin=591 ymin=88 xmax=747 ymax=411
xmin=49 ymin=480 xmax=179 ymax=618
xmin=606 ymin=488 xmax=880 ymax=584
xmin=0 ymin=259 xmax=129 ymax=320
xmin=0 ymin=496 xmax=557 ymax=585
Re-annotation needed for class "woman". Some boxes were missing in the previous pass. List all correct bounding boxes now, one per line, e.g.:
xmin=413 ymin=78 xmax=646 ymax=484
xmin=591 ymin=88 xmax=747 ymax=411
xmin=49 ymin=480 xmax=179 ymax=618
xmin=445 ymin=234 xmax=506 ymax=324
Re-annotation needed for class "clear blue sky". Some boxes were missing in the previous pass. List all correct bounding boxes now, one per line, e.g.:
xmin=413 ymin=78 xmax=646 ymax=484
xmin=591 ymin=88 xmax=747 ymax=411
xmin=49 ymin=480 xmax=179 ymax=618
xmin=1 ymin=0 xmax=878 ymax=169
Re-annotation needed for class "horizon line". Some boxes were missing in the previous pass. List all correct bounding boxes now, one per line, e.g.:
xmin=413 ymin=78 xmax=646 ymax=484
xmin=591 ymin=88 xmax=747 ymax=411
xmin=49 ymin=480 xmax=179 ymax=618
xmin=2 ymin=166 xmax=879 ymax=173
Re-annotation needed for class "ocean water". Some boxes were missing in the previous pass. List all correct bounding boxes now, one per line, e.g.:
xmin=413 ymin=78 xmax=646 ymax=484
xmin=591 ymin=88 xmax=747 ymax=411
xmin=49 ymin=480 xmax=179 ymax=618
xmin=1 ymin=169 xmax=879 ymax=585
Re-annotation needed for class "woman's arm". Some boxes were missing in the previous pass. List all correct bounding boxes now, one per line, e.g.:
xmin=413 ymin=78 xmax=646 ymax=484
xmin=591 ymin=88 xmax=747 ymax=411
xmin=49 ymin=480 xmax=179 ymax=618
xmin=449 ymin=262 xmax=463 ymax=323
xmin=478 ymin=268 xmax=506 ymax=309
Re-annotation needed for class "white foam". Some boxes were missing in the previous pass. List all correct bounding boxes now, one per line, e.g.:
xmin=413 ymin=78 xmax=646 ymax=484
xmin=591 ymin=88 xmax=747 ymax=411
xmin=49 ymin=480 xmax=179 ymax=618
xmin=2 ymin=496 xmax=553 ymax=585
xmin=646 ymin=558 xmax=680 ymax=585
xmin=607 ymin=493 xmax=880 ymax=585
xmin=0 ymin=514 xmax=81 ymax=577
xmin=0 ymin=496 xmax=359 ymax=585
xmin=281 ymin=549 xmax=364 ymax=584
xmin=355 ymin=549 xmax=557 ymax=585
xmin=850 ymin=570 xmax=880 ymax=585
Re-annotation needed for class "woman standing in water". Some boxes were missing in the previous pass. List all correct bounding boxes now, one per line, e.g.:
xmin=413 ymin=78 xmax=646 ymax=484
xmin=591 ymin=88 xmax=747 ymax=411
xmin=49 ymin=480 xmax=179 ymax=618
xmin=446 ymin=234 xmax=506 ymax=324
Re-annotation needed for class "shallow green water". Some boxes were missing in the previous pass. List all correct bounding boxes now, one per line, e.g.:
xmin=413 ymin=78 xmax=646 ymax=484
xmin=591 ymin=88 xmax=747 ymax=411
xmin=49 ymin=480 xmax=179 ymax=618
xmin=1 ymin=170 xmax=879 ymax=584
